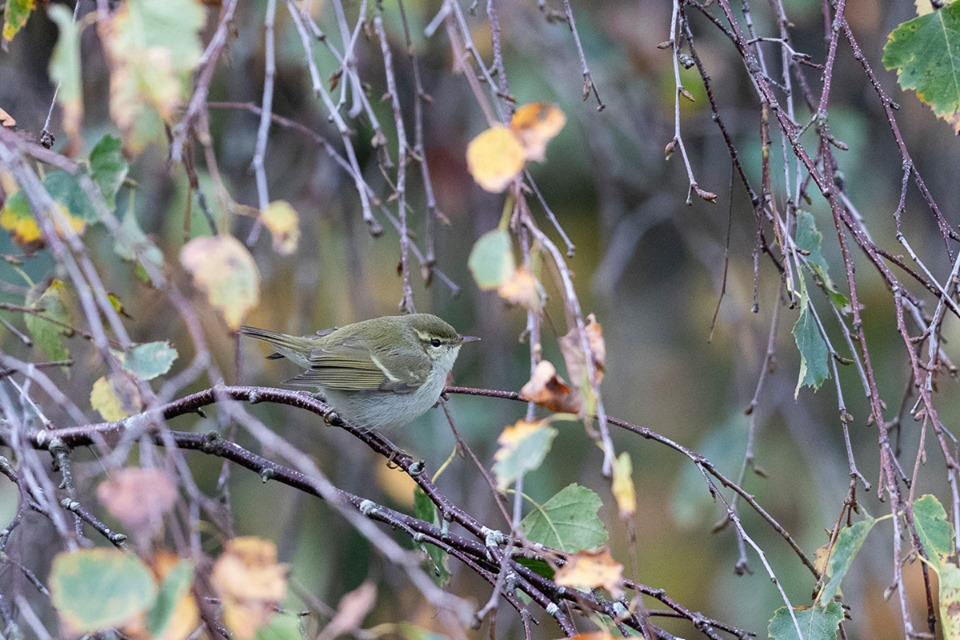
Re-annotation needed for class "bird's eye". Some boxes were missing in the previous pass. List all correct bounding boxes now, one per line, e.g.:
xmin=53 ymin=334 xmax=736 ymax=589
xmin=430 ymin=338 xmax=442 ymax=348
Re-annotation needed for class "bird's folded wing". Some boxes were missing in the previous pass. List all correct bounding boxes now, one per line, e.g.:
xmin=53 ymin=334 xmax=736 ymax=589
xmin=291 ymin=346 xmax=424 ymax=394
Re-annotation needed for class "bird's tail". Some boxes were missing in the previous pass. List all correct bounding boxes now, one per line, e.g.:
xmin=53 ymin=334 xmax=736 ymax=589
xmin=239 ymin=326 xmax=303 ymax=360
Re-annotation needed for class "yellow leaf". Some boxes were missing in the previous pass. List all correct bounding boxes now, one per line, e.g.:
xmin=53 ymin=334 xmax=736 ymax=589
xmin=555 ymin=548 xmax=624 ymax=599
xmin=813 ymin=542 xmax=831 ymax=575
xmin=612 ymin=452 xmax=636 ymax=518
xmin=2 ymin=0 xmax=35 ymax=44
xmin=510 ymin=102 xmax=566 ymax=162
xmin=376 ymin=462 xmax=416 ymax=508
xmin=261 ymin=200 xmax=300 ymax=255
xmin=1 ymin=197 xmax=86 ymax=253
xmin=211 ymin=537 xmax=287 ymax=640
xmin=90 ymin=374 xmax=142 ymax=421
xmin=0 ymin=201 xmax=42 ymax=248
xmin=0 ymin=171 xmax=17 ymax=194
xmin=466 ymin=125 xmax=526 ymax=193
xmin=180 ymin=235 xmax=261 ymax=331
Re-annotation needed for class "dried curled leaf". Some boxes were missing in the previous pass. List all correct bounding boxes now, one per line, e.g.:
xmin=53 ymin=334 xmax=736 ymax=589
xmin=509 ymin=102 xmax=567 ymax=162
xmin=316 ymin=582 xmax=377 ymax=640
xmin=519 ymin=360 xmax=582 ymax=414
xmin=558 ymin=313 xmax=606 ymax=392
xmin=497 ymin=266 xmax=540 ymax=310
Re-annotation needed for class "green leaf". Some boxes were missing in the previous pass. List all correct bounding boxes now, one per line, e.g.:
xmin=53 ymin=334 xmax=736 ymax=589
xmin=413 ymin=488 xmax=451 ymax=586
xmin=884 ymin=4 xmax=960 ymax=132
xmin=255 ymin=611 xmax=302 ymax=640
xmin=768 ymin=601 xmax=843 ymax=640
xmin=912 ymin=494 xmax=954 ymax=570
xmin=521 ymin=483 xmax=608 ymax=552
xmin=2 ymin=0 xmax=35 ymax=44
xmin=113 ymin=341 xmax=178 ymax=381
xmin=90 ymin=135 xmax=129 ymax=209
xmin=795 ymin=210 xmax=848 ymax=309
xmin=25 ymin=279 xmax=72 ymax=364
xmin=384 ymin=623 xmax=449 ymax=640
xmin=105 ymin=0 xmax=206 ymax=152
xmin=45 ymin=171 xmax=97 ymax=224
xmin=47 ymin=5 xmax=82 ymax=139
xmin=792 ymin=275 xmax=830 ymax=397
xmin=515 ymin=556 xmax=554 ymax=579
xmin=939 ymin=563 xmax=960 ymax=639
xmin=492 ymin=420 xmax=557 ymax=491
xmin=468 ymin=228 xmax=515 ymax=290
xmin=146 ymin=559 xmax=194 ymax=638
xmin=115 ymin=206 xmax=164 ymax=276
xmin=819 ymin=515 xmax=876 ymax=603
xmin=49 ymin=548 xmax=157 ymax=633
xmin=671 ymin=414 xmax=744 ymax=526
xmin=125 ymin=0 xmax=204 ymax=69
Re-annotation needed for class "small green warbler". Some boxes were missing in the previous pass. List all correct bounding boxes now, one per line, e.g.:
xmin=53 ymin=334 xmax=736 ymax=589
xmin=240 ymin=314 xmax=478 ymax=430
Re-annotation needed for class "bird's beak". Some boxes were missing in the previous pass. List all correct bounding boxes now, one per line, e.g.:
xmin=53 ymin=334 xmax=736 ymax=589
xmin=460 ymin=335 xmax=481 ymax=344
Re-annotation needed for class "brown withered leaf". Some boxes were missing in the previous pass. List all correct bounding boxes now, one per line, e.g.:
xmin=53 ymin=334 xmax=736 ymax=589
xmin=316 ymin=581 xmax=377 ymax=640
xmin=97 ymin=467 xmax=177 ymax=540
xmin=519 ymin=360 xmax=581 ymax=414
xmin=497 ymin=266 xmax=540 ymax=310
xmin=558 ymin=313 xmax=606 ymax=390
